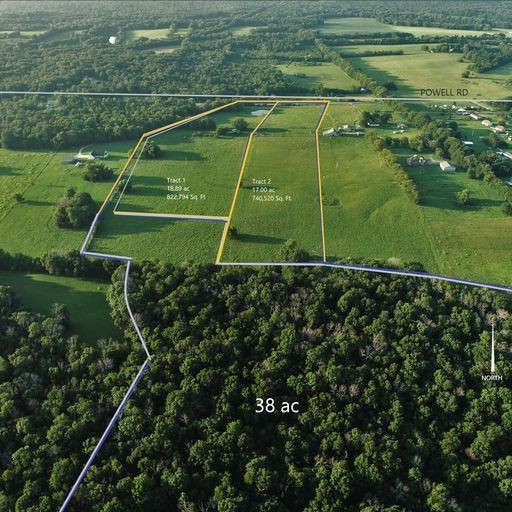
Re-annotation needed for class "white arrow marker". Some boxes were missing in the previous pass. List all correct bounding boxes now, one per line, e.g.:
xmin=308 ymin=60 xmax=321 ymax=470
xmin=491 ymin=321 xmax=496 ymax=373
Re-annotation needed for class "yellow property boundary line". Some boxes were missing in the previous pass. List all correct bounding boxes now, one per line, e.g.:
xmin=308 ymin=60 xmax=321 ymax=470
xmin=214 ymin=101 xmax=279 ymax=263
xmin=101 ymin=101 xmax=240 ymax=219
xmin=315 ymin=101 xmax=330 ymax=262
xmin=89 ymin=98 xmax=331 ymax=259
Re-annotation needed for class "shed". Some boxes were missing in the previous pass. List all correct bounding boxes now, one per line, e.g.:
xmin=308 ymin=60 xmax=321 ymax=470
xmin=322 ymin=128 xmax=338 ymax=137
xmin=440 ymin=161 xmax=456 ymax=172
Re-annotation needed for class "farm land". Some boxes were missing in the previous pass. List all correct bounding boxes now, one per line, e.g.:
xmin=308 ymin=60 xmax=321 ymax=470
xmin=2 ymin=11 xmax=512 ymax=333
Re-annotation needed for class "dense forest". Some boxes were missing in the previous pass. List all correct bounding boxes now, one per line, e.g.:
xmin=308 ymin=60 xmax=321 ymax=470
xmin=1 ymin=262 xmax=512 ymax=511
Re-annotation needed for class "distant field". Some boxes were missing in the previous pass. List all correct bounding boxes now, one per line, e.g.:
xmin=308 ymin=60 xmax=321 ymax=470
xmin=0 ymin=30 xmax=46 ymax=37
xmin=319 ymin=104 xmax=439 ymax=270
xmin=126 ymin=28 xmax=171 ymax=40
xmin=221 ymin=103 xmax=325 ymax=262
xmin=116 ymin=106 xmax=262 ymax=217
xmin=315 ymin=17 xmax=392 ymax=34
xmin=42 ymin=29 xmax=84 ymax=42
xmin=276 ymin=62 xmax=358 ymax=90
xmin=315 ymin=17 xmax=510 ymax=37
xmin=0 ymin=140 xmax=133 ymax=257
xmin=229 ymin=26 xmax=264 ymax=36
xmin=387 ymin=24 xmax=511 ymax=38
xmin=153 ymin=45 xmax=180 ymax=54
xmin=0 ymin=271 xmax=120 ymax=343
xmin=90 ymin=209 xmax=224 ymax=263
xmin=347 ymin=53 xmax=512 ymax=98
xmin=336 ymin=43 xmax=429 ymax=56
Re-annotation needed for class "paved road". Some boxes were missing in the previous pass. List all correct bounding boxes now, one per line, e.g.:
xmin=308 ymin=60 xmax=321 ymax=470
xmin=0 ymin=90 xmax=510 ymax=103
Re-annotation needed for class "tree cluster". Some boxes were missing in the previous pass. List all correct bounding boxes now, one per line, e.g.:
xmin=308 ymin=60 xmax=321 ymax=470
xmin=366 ymin=131 xmax=421 ymax=204
xmin=83 ymin=162 xmax=114 ymax=182
xmin=53 ymin=187 xmax=96 ymax=229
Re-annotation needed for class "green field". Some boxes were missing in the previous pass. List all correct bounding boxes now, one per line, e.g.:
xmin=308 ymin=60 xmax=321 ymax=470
xmin=0 ymin=271 xmax=119 ymax=343
xmin=387 ymin=24 xmax=511 ymax=38
xmin=315 ymin=17 xmax=393 ymax=34
xmin=153 ymin=45 xmax=180 ymax=54
xmin=229 ymin=26 xmax=264 ymax=36
xmin=276 ymin=62 xmax=358 ymax=90
xmin=90 ymin=209 xmax=224 ymax=263
xmin=42 ymin=29 xmax=84 ymax=42
xmin=126 ymin=28 xmax=171 ymax=40
xmin=315 ymin=17 xmax=510 ymax=37
xmin=336 ymin=43 xmax=431 ymax=56
xmin=346 ymin=53 xmax=512 ymax=98
xmin=126 ymin=27 xmax=188 ymax=41
xmin=319 ymin=104 xmax=440 ymax=270
xmin=318 ymin=103 xmax=512 ymax=286
xmin=221 ymin=103 xmax=325 ymax=262
xmin=0 ymin=30 xmax=46 ymax=37
xmin=404 ymin=158 xmax=512 ymax=285
xmin=116 ymin=106 xmax=264 ymax=217
xmin=0 ymin=140 xmax=133 ymax=257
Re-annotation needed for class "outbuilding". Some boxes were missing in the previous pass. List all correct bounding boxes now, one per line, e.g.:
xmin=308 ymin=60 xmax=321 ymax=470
xmin=322 ymin=128 xmax=338 ymax=137
xmin=440 ymin=161 xmax=456 ymax=172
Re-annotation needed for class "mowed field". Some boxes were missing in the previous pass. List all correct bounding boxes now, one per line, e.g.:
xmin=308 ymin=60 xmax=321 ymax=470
xmin=0 ymin=271 xmax=120 ymax=343
xmin=126 ymin=27 xmax=189 ymax=40
xmin=276 ymin=62 xmax=358 ymax=90
xmin=404 ymin=158 xmax=512 ymax=285
xmin=228 ymin=26 xmax=265 ymax=36
xmin=336 ymin=43 xmax=429 ymax=56
xmin=90 ymin=209 xmax=224 ymax=263
xmin=0 ymin=141 xmax=133 ymax=257
xmin=116 ymin=105 xmax=263 ymax=217
xmin=315 ymin=17 xmax=510 ymax=37
xmin=346 ymin=52 xmax=512 ymax=98
xmin=221 ymin=103 xmax=325 ymax=262
xmin=319 ymin=104 xmax=440 ymax=270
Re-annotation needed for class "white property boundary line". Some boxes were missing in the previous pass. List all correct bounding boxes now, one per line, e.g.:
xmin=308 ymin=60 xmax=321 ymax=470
xmin=59 ymin=258 xmax=151 ymax=512
xmin=0 ymin=90 xmax=511 ymax=102
xmin=218 ymin=261 xmax=512 ymax=293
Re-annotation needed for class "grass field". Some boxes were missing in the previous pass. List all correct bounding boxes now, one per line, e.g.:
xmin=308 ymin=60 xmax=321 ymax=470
xmin=90 ymin=209 xmax=224 ymax=263
xmin=0 ymin=140 xmax=133 ymax=257
xmin=336 ymin=43 xmax=431 ymax=56
xmin=153 ymin=45 xmax=180 ymax=54
xmin=346 ymin=53 xmax=512 ymax=98
xmin=276 ymin=62 xmax=358 ymax=90
xmin=116 ymin=106 xmax=263 ymax=217
xmin=42 ymin=30 xmax=84 ymax=42
xmin=319 ymin=104 xmax=440 ymax=270
xmin=229 ymin=26 xmax=264 ymax=36
xmin=0 ymin=30 xmax=46 ymax=37
xmin=315 ymin=17 xmax=393 ymax=35
xmin=404 ymin=158 xmax=512 ymax=285
xmin=315 ymin=17 xmax=510 ymax=37
xmin=221 ymin=103 xmax=325 ymax=262
xmin=126 ymin=28 xmax=171 ymax=40
xmin=0 ymin=271 xmax=120 ymax=343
